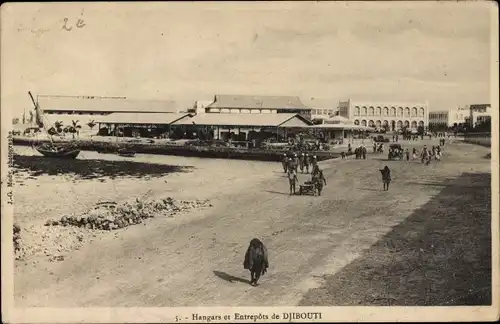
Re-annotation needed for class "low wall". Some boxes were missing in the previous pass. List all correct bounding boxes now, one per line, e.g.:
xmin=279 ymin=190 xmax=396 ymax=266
xmin=463 ymin=133 xmax=492 ymax=147
xmin=13 ymin=137 xmax=345 ymax=162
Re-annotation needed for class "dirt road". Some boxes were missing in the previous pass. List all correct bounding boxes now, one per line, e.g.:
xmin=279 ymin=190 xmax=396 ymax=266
xmin=14 ymin=140 xmax=491 ymax=307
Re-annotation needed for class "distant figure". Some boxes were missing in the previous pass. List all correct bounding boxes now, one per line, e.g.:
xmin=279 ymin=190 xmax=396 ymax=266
xmin=362 ymin=146 xmax=367 ymax=159
xmin=312 ymin=165 xmax=327 ymax=196
xmin=304 ymin=153 xmax=310 ymax=173
xmin=373 ymin=143 xmax=377 ymax=153
xmin=412 ymin=147 xmax=417 ymax=160
xmin=347 ymin=143 xmax=352 ymax=154
xmin=311 ymin=155 xmax=318 ymax=169
xmin=287 ymin=168 xmax=298 ymax=195
xmin=243 ymin=238 xmax=269 ymax=286
xmin=298 ymin=153 xmax=305 ymax=173
xmin=405 ymin=148 xmax=410 ymax=161
xmin=281 ymin=154 xmax=288 ymax=173
xmin=341 ymin=151 xmax=346 ymax=159
xmin=379 ymin=166 xmax=392 ymax=191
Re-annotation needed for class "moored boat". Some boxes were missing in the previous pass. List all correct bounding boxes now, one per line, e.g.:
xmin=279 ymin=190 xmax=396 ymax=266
xmin=117 ymin=148 xmax=136 ymax=157
xmin=35 ymin=144 xmax=81 ymax=159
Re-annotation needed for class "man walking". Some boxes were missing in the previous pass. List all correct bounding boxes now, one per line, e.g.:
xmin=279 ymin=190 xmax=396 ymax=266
xmin=287 ymin=167 xmax=298 ymax=195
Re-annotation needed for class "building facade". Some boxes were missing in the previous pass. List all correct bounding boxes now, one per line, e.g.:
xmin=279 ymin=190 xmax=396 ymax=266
xmin=428 ymin=106 xmax=470 ymax=129
xmin=338 ymin=99 xmax=429 ymax=131
xmin=204 ymin=94 xmax=312 ymax=120
xmin=469 ymin=104 xmax=491 ymax=127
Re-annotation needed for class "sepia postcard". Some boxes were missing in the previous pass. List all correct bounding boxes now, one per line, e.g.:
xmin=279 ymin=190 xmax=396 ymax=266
xmin=1 ymin=1 xmax=499 ymax=323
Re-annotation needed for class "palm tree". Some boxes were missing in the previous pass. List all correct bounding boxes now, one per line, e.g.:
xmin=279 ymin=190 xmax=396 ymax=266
xmin=54 ymin=121 xmax=64 ymax=133
xmin=87 ymin=120 xmax=97 ymax=130
xmin=68 ymin=120 xmax=82 ymax=138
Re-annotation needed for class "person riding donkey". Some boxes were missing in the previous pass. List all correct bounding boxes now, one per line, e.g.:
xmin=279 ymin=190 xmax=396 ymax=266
xmin=311 ymin=165 xmax=327 ymax=196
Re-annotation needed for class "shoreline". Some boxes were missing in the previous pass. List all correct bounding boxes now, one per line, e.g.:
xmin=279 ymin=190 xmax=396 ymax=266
xmin=13 ymin=137 xmax=348 ymax=162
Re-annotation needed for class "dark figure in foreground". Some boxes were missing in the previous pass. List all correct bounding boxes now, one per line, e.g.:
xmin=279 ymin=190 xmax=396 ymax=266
xmin=243 ymin=238 xmax=269 ymax=286
xmin=379 ymin=165 xmax=391 ymax=191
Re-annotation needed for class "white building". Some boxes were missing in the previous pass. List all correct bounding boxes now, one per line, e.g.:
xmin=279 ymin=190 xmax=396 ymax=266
xmin=338 ymin=99 xmax=429 ymax=131
xmin=428 ymin=106 xmax=470 ymax=129
xmin=469 ymin=104 xmax=491 ymax=127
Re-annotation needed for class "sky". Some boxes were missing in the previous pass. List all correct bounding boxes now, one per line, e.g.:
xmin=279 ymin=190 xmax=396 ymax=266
xmin=1 ymin=1 xmax=496 ymax=119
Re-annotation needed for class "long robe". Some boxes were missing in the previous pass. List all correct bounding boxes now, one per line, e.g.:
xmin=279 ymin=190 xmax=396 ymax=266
xmin=243 ymin=239 xmax=269 ymax=275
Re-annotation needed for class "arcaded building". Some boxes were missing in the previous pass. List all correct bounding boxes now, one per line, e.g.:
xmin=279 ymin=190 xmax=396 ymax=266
xmin=338 ymin=99 xmax=429 ymax=131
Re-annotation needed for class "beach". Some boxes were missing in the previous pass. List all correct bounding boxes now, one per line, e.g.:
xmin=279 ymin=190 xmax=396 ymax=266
xmin=13 ymin=139 xmax=491 ymax=306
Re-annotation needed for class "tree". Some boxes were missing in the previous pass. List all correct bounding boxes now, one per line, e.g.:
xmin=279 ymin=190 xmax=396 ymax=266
xmin=12 ymin=117 xmax=19 ymax=125
xmin=87 ymin=120 xmax=97 ymax=130
xmin=68 ymin=120 xmax=82 ymax=138
xmin=54 ymin=121 xmax=64 ymax=133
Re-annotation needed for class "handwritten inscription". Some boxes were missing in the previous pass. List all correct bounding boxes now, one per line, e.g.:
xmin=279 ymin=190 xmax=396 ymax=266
xmin=62 ymin=17 xmax=86 ymax=31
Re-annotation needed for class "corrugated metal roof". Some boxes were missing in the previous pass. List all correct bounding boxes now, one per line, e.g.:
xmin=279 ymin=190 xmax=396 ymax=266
xmin=95 ymin=113 xmax=192 ymax=125
xmin=172 ymin=113 xmax=312 ymax=127
xmin=206 ymin=95 xmax=310 ymax=110
xmin=37 ymin=96 xmax=179 ymax=113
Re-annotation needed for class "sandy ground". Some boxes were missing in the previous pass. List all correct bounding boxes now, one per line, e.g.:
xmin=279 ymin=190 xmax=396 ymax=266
xmin=12 ymin=139 xmax=491 ymax=307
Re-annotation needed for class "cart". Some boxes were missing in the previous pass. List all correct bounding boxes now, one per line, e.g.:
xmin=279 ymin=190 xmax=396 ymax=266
xmin=299 ymin=181 xmax=317 ymax=196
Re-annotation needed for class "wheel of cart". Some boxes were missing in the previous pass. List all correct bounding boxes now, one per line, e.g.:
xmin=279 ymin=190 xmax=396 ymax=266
xmin=299 ymin=181 xmax=317 ymax=196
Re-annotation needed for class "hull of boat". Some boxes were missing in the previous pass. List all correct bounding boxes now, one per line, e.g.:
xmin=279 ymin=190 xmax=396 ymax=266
xmin=36 ymin=147 xmax=81 ymax=159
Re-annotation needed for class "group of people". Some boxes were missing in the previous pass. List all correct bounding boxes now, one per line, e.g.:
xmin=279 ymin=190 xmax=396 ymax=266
xmin=282 ymin=153 xmax=326 ymax=196
xmin=354 ymin=145 xmax=368 ymax=159
xmin=281 ymin=152 xmax=318 ymax=174
xmin=420 ymin=145 xmax=442 ymax=165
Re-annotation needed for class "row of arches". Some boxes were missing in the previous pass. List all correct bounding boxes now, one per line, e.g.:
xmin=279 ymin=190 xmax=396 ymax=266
xmin=353 ymin=106 xmax=425 ymax=118
xmin=354 ymin=119 xmax=425 ymax=129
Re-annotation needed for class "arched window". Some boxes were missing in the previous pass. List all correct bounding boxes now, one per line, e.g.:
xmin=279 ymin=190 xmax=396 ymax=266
xmin=368 ymin=107 xmax=374 ymax=116
xmin=361 ymin=120 xmax=367 ymax=126
xmin=383 ymin=107 xmax=389 ymax=116
xmin=419 ymin=107 xmax=425 ymax=117
xmin=368 ymin=120 xmax=375 ymax=127
xmin=376 ymin=120 xmax=382 ymax=128
xmin=404 ymin=120 xmax=410 ymax=128
xmin=412 ymin=107 xmax=418 ymax=117
xmin=355 ymin=106 xmax=360 ymax=116
xmin=396 ymin=120 xmax=403 ymax=129
xmin=354 ymin=119 xmax=360 ymax=125
xmin=398 ymin=107 xmax=404 ymax=117
xmin=376 ymin=107 xmax=381 ymax=115
xmin=405 ymin=107 xmax=410 ymax=117
xmin=418 ymin=120 xmax=424 ymax=127
xmin=382 ymin=120 xmax=389 ymax=127
xmin=411 ymin=121 xmax=417 ymax=128
xmin=362 ymin=106 xmax=367 ymax=116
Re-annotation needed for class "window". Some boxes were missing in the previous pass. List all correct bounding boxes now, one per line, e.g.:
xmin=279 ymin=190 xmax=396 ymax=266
xmin=376 ymin=107 xmax=381 ymax=115
xmin=355 ymin=106 xmax=360 ymax=116
xmin=412 ymin=107 xmax=417 ymax=117
xmin=419 ymin=107 xmax=425 ymax=117
xmin=398 ymin=107 xmax=404 ymax=117
xmin=362 ymin=107 xmax=367 ymax=115
xmin=383 ymin=107 xmax=389 ymax=116
xmin=368 ymin=107 xmax=374 ymax=116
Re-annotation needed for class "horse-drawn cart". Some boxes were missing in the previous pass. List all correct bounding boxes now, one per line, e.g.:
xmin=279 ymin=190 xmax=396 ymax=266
xmin=299 ymin=181 xmax=317 ymax=196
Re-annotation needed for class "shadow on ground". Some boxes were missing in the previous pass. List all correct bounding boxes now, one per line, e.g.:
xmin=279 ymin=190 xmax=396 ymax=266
xmin=13 ymin=155 xmax=194 ymax=180
xmin=300 ymin=172 xmax=492 ymax=306
xmin=213 ymin=271 xmax=250 ymax=284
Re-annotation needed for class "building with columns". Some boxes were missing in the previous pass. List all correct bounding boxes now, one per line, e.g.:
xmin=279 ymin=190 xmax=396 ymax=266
xmin=338 ymin=99 xmax=429 ymax=131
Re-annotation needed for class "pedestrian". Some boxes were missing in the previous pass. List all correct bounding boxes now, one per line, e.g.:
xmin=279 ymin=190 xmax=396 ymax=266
xmin=412 ymin=147 xmax=417 ymax=160
xmin=362 ymin=146 xmax=367 ymax=160
xmin=379 ymin=165 xmax=392 ymax=191
xmin=243 ymin=238 xmax=269 ymax=286
xmin=287 ymin=167 xmax=298 ymax=195
xmin=311 ymin=155 xmax=318 ymax=169
xmin=311 ymin=165 xmax=327 ymax=196
xmin=405 ymin=148 xmax=410 ymax=161
xmin=373 ymin=142 xmax=377 ymax=153
xmin=347 ymin=143 xmax=352 ymax=154
xmin=341 ymin=151 xmax=346 ymax=159
xmin=298 ymin=153 xmax=305 ymax=173
xmin=304 ymin=153 xmax=310 ymax=173
xmin=281 ymin=153 xmax=288 ymax=173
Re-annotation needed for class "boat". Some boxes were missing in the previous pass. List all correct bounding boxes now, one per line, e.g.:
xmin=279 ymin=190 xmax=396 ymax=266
xmin=117 ymin=148 xmax=136 ymax=157
xmin=28 ymin=91 xmax=81 ymax=159
xmin=35 ymin=143 xmax=81 ymax=159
